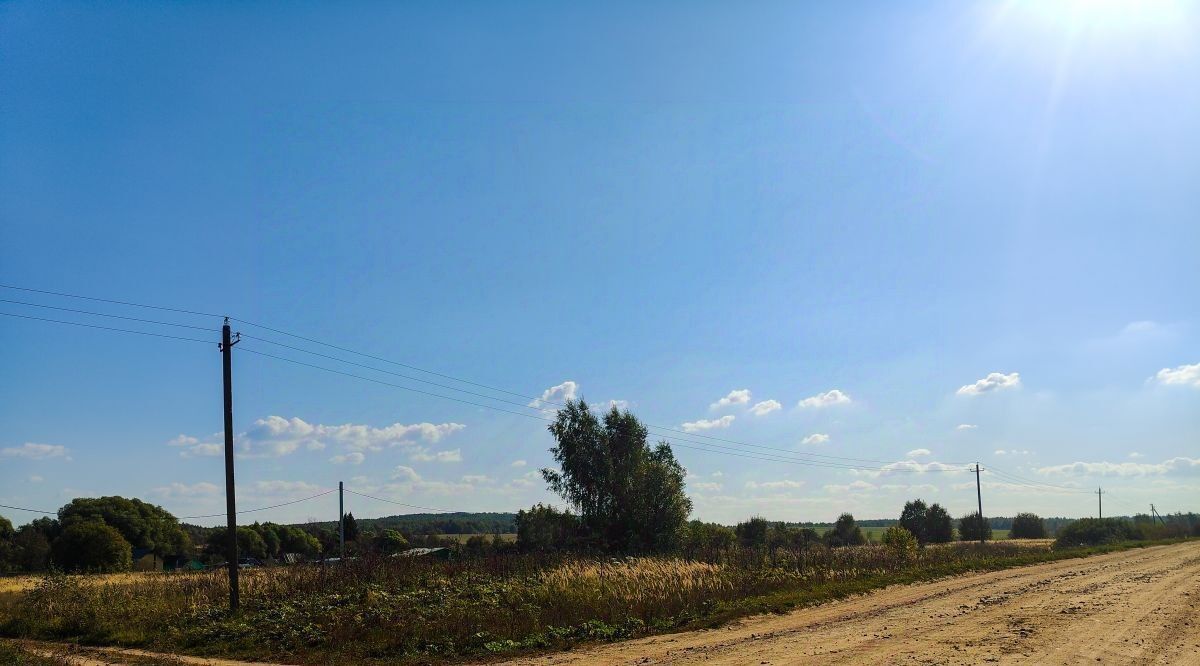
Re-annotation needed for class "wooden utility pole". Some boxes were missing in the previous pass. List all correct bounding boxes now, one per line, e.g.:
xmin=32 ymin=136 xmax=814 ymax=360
xmin=339 ymin=481 xmax=345 ymax=559
xmin=220 ymin=318 xmax=241 ymax=612
xmin=1151 ymin=504 xmax=1163 ymax=525
xmin=975 ymin=463 xmax=984 ymax=543
xmin=1096 ymin=486 xmax=1104 ymax=519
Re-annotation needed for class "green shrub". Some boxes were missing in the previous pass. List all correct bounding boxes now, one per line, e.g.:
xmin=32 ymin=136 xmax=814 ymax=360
xmin=881 ymin=525 xmax=918 ymax=561
xmin=1054 ymin=518 xmax=1139 ymax=548
xmin=958 ymin=512 xmax=992 ymax=542
xmin=1010 ymin=513 xmax=1047 ymax=539
xmin=51 ymin=523 xmax=131 ymax=573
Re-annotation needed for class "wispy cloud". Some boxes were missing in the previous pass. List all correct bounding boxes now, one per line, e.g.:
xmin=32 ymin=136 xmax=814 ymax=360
xmin=797 ymin=389 xmax=851 ymax=409
xmin=907 ymin=448 xmax=932 ymax=457
xmin=1036 ymin=457 xmax=1200 ymax=477
xmin=681 ymin=415 xmax=735 ymax=432
xmin=169 ymin=417 xmax=465 ymax=459
xmin=711 ymin=389 xmax=752 ymax=410
xmin=1 ymin=443 xmax=71 ymax=460
xmin=748 ymin=399 xmax=781 ymax=416
xmin=800 ymin=433 xmax=830 ymax=446
xmin=957 ymin=372 xmax=1021 ymax=396
xmin=1154 ymin=362 xmax=1200 ymax=388
xmin=330 ymin=452 xmax=365 ymax=465
xmin=529 ymin=381 xmax=578 ymax=409
xmin=410 ymin=448 xmax=463 ymax=463
xmin=956 ymin=424 xmax=978 ymax=431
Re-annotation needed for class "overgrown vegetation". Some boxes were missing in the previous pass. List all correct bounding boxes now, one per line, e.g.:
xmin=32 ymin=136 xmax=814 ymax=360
xmin=3 ymin=538 xmax=1163 ymax=664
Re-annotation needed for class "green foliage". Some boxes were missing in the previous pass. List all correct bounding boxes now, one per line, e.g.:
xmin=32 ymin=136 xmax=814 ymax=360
xmin=924 ymin=504 xmax=954 ymax=543
xmin=203 ymin=527 xmax=268 ymax=560
xmin=343 ymin=513 xmax=359 ymax=542
xmin=11 ymin=528 xmax=52 ymax=572
xmin=898 ymin=500 xmax=928 ymax=543
xmin=823 ymin=513 xmax=866 ymax=547
xmin=1010 ymin=513 xmax=1047 ymax=539
xmin=1054 ymin=518 xmax=1139 ymax=547
xmin=58 ymin=496 xmax=190 ymax=557
xmin=958 ymin=512 xmax=992 ymax=542
xmin=51 ymin=522 xmax=132 ymax=572
xmin=541 ymin=400 xmax=691 ymax=553
xmin=516 ymin=504 xmax=580 ymax=552
xmin=374 ymin=530 xmax=409 ymax=554
xmin=898 ymin=500 xmax=953 ymax=545
xmin=682 ymin=521 xmax=736 ymax=558
xmin=881 ymin=525 xmax=918 ymax=560
xmin=735 ymin=517 xmax=770 ymax=548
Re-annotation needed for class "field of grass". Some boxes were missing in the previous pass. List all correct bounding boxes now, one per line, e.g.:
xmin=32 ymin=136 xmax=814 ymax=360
xmin=0 ymin=538 xmax=1174 ymax=665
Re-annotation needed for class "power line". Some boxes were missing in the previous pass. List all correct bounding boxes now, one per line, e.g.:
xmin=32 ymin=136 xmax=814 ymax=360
xmin=0 ymin=311 xmax=216 ymax=344
xmin=239 ymin=345 xmax=971 ymax=474
xmin=0 ymin=283 xmax=220 ymax=319
xmin=984 ymin=465 xmax=1092 ymax=493
xmin=0 ymin=502 xmax=57 ymax=515
xmin=177 ymin=489 xmax=336 ymax=520
xmin=0 ymin=297 xmax=216 ymax=332
xmin=2 ymin=284 xmax=959 ymax=468
xmin=343 ymin=488 xmax=455 ymax=514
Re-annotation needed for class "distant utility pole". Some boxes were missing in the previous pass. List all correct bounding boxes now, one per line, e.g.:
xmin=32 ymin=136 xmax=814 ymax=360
xmin=1096 ymin=486 xmax=1104 ymax=519
xmin=1151 ymin=503 xmax=1162 ymax=525
xmin=220 ymin=318 xmax=241 ymax=613
xmin=975 ymin=463 xmax=984 ymax=544
xmin=339 ymin=481 xmax=345 ymax=559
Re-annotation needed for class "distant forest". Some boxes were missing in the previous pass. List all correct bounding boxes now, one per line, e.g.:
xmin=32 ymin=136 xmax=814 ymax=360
xmin=294 ymin=512 xmax=516 ymax=535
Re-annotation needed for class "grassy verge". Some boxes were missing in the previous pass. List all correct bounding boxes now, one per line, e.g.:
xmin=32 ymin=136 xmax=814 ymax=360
xmin=0 ymin=539 xmax=1189 ymax=665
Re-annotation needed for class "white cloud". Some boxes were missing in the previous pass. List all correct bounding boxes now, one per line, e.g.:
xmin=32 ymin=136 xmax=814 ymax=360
xmin=171 ymin=417 xmax=466 ymax=459
xmin=823 ymin=480 xmax=876 ymax=494
xmin=749 ymin=399 xmax=782 ymax=416
xmin=798 ymin=389 xmax=851 ymax=409
xmin=994 ymin=449 xmax=1031 ymax=456
xmin=151 ymin=482 xmax=220 ymax=499
xmin=690 ymin=481 xmax=723 ymax=492
xmin=28 ymin=475 xmax=43 ymax=483
xmin=956 ymin=372 xmax=1021 ymax=396
xmin=252 ymin=480 xmax=322 ymax=495
xmin=1154 ymin=362 xmax=1200 ymax=388
xmin=597 ymin=399 xmax=630 ymax=411
xmin=711 ymin=471 xmax=724 ymax=478
xmin=2 ymin=443 xmax=71 ymax=460
xmin=746 ymin=479 xmax=805 ymax=490
xmin=956 ymin=424 xmax=978 ymax=431
xmin=1129 ymin=452 xmax=1144 ymax=459
xmin=461 ymin=475 xmax=492 ymax=485
xmin=711 ymin=389 xmax=752 ymax=410
xmin=392 ymin=466 xmax=422 ymax=483
xmin=800 ymin=433 xmax=830 ymax=446
xmin=529 ymin=381 xmax=578 ymax=408
xmin=907 ymin=448 xmax=932 ymax=457
xmin=411 ymin=448 xmax=463 ymax=463
xmin=1036 ymin=457 xmax=1200 ymax=478
xmin=511 ymin=459 xmax=527 ymax=468
xmin=330 ymin=452 xmax=365 ymax=465
xmin=681 ymin=415 xmax=735 ymax=432
xmin=852 ymin=459 xmax=967 ymax=479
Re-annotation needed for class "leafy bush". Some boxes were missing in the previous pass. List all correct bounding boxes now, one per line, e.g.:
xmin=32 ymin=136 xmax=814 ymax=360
xmin=1054 ymin=518 xmax=1139 ymax=547
xmin=881 ymin=525 xmax=918 ymax=561
xmin=824 ymin=513 xmax=866 ymax=547
xmin=958 ymin=512 xmax=992 ymax=542
xmin=1010 ymin=513 xmax=1047 ymax=539
xmin=50 ymin=523 xmax=131 ymax=573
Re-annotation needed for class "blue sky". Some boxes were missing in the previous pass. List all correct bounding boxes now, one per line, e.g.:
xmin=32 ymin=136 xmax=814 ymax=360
xmin=2 ymin=1 xmax=1198 ymax=526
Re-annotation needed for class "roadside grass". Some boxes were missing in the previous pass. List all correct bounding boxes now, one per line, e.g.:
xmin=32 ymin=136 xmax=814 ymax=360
xmin=0 ymin=538 xmax=1188 ymax=665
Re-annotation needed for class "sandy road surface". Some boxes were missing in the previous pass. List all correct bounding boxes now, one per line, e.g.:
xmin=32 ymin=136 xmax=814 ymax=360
xmin=500 ymin=542 xmax=1200 ymax=666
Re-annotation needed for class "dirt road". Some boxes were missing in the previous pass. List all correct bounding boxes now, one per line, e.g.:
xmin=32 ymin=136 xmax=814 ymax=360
xmin=501 ymin=542 xmax=1200 ymax=665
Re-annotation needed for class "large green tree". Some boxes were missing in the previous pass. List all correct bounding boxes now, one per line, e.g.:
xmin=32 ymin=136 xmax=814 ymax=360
xmin=52 ymin=522 xmax=133 ymax=572
xmin=924 ymin=503 xmax=955 ymax=543
xmin=541 ymin=400 xmax=691 ymax=553
xmin=898 ymin=500 xmax=929 ymax=543
xmin=58 ymin=496 xmax=191 ymax=557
